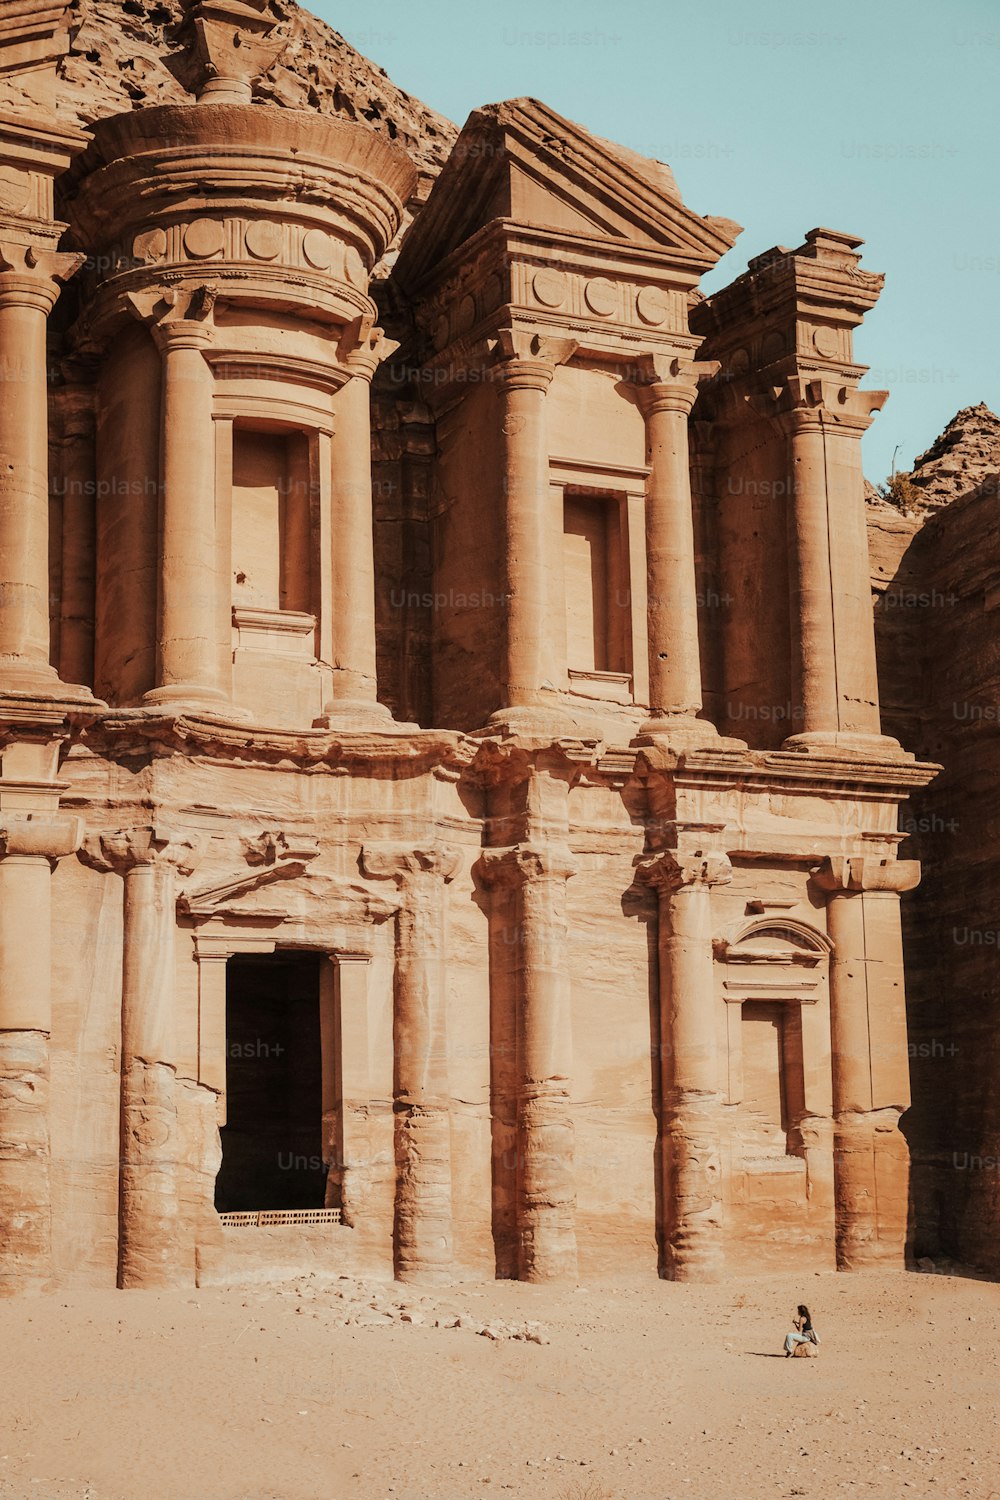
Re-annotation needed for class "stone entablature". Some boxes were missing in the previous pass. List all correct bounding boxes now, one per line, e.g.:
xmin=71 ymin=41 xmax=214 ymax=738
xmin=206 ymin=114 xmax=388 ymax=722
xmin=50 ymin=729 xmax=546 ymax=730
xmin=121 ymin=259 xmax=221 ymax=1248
xmin=62 ymin=106 xmax=413 ymax=339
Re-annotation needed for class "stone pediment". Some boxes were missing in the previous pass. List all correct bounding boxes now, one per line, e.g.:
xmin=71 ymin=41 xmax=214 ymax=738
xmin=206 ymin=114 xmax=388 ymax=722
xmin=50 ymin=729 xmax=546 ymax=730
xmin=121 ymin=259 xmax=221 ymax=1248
xmin=392 ymin=96 xmax=742 ymax=292
xmin=177 ymin=832 xmax=398 ymax=927
xmin=714 ymin=917 xmax=833 ymax=1001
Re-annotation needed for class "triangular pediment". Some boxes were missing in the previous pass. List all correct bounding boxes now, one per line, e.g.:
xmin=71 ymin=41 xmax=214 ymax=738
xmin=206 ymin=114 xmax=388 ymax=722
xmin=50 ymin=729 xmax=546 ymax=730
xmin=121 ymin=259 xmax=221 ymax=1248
xmin=393 ymin=97 xmax=741 ymax=293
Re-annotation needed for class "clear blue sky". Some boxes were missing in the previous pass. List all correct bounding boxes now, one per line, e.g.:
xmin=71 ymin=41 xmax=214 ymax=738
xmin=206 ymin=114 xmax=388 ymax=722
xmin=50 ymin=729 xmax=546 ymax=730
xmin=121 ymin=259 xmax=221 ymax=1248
xmin=313 ymin=0 xmax=998 ymax=483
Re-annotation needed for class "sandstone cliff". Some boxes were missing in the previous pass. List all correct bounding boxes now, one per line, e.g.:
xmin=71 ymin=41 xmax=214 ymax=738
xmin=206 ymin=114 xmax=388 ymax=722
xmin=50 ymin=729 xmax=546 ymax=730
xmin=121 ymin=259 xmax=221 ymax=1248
xmin=865 ymin=402 xmax=1000 ymax=1272
xmin=57 ymin=0 xmax=457 ymax=187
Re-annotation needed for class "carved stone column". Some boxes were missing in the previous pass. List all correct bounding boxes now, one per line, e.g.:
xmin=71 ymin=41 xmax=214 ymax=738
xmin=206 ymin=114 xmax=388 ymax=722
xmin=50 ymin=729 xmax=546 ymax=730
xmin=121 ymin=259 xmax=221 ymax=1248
xmin=0 ymin=244 xmax=86 ymax=695
xmin=773 ymin=378 xmax=897 ymax=752
xmin=128 ymin=287 xmax=227 ymax=712
xmin=488 ymin=329 xmax=577 ymax=727
xmin=811 ymin=854 xmax=920 ymax=1268
xmin=634 ymin=356 xmax=719 ymax=744
xmin=0 ymin=812 xmax=83 ymax=1294
xmin=480 ymin=843 xmax=578 ymax=1282
xmin=51 ymin=377 xmax=97 ymax=689
xmin=641 ymin=848 xmax=732 ymax=1281
xmin=320 ymin=329 xmax=396 ymax=727
xmin=94 ymin=828 xmax=200 ymax=1289
xmin=362 ymin=842 xmax=460 ymax=1282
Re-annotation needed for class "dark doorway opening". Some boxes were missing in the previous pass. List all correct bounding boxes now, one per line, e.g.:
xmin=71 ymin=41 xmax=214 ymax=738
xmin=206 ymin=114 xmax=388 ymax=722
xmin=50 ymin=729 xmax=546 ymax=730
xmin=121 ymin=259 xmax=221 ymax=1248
xmin=215 ymin=950 xmax=327 ymax=1212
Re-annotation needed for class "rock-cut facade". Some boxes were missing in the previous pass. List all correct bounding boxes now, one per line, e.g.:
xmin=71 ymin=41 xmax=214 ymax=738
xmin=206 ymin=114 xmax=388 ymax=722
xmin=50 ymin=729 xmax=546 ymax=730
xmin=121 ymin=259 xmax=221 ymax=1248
xmin=0 ymin=1 xmax=938 ymax=1292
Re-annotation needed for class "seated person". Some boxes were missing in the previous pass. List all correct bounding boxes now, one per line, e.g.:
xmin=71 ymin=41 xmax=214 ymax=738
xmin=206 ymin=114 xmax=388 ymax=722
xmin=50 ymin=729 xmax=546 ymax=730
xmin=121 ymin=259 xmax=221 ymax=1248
xmin=784 ymin=1303 xmax=820 ymax=1356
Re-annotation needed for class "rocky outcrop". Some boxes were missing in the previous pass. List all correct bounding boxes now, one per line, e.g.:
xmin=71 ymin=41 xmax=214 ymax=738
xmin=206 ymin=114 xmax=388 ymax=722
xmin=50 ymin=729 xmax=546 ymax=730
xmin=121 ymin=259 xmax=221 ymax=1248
xmin=56 ymin=0 xmax=456 ymax=187
xmin=905 ymin=403 xmax=1000 ymax=511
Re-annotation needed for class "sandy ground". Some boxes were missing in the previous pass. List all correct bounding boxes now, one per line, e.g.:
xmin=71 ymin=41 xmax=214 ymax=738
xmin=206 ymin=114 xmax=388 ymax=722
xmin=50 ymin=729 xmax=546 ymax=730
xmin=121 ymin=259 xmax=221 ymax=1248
xmin=0 ymin=1267 xmax=997 ymax=1500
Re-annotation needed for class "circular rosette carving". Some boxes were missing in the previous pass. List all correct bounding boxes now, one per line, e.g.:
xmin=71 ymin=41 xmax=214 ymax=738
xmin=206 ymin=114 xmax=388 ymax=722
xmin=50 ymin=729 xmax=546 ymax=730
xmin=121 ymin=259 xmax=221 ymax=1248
xmin=183 ymin=218 xmax=225 ymax=259
xmin=636 ymin=285 xmax=670 ymax=326
xmin=584 ymin=276 xmax=617 ymax=316
xmin=344 ymin=245 xmax=367 ymax=287
xmin=812 ymin=326 xmax=839 ymax=358
xmin=244 ymin=221 xmax=283 ymax=261
xmin=132 ymin=227 xmax=167 ymax=265
xmin=457 ymin=292 xmax=477 ymax=333
xmin=302 ymin=228 xmax=333 ymax=270
xmin=532 ymin=269 xmax=567 ymax=308
xmin=0 ymin=167 xmax=30 ymax=214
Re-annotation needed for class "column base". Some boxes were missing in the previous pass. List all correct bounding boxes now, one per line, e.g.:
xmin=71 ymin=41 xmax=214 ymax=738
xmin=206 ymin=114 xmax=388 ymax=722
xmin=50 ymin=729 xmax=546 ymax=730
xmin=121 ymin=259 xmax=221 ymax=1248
xmin=782 ymin=730 xmax=911 ymax=759
xmin=479 ymin=698 xmax=601 ymax=742
xmin=517 ymin=1089 xmax=578 ymax=1282
xmin=392 ymin=1105 xmax=454 ymax=1285
xmin=633 ymin=713 xmax=744 ymax=752
xmin=662 ymin=1103 xmax=726 ymax=1282
xmin=142 ymin=682 xmax=232 ymax=711
xmin=0 ymin=658 xmax=104 ymax=720
xmin=314 ymin=697 xmax=406 ymax=731
xmin=834 ymin=1108 xmax=909 ymax=1270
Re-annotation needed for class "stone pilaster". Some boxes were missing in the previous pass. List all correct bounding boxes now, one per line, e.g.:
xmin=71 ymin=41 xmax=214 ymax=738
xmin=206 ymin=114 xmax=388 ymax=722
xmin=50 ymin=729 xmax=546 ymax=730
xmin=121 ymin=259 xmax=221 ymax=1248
xmin=770 ymin=376 xmax=899 ymax=754
xmin=128 ymin=287 xmax=228 ymax=713
xmin=362 ymin=842 xmax=460 ymax=1282
xmin=319 ymin=327 xmax=398 ymax=727
xmin=634 ymin=355 xmax=720 ymax=745
xmin=0 ymin=244 xmax=94 ymax=702
xmin=91 ymin=828 xmax=201 ymax=1289
xmin=479 ymin=842 xmax=578 ymax=1282
xmin=487 ymin=328 xmax=577 ymax=732
xmin=50 ymin=377 xmax=97 ymax=690
xmin=0 ymin=811 xmax=83 ymax=1294
xmin=640 ymin=847 xmax=732 ymax=1281
xmin=811 ymin=853 xmax=920 ymax=1268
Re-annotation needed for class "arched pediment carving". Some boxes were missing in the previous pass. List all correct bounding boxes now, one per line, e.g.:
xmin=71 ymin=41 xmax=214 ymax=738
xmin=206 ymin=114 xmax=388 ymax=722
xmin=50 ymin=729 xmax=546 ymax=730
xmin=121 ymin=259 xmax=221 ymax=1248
xmin=714 ymin=917 xmax=834 ymax=967
xmin=714 ymin=916 xmax=832 ymax=1004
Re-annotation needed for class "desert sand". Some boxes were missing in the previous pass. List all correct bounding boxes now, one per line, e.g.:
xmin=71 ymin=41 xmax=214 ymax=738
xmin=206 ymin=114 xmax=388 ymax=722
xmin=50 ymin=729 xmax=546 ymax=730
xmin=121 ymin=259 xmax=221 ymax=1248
xmin=0 ymin=1266 xmax=996 ymax=1500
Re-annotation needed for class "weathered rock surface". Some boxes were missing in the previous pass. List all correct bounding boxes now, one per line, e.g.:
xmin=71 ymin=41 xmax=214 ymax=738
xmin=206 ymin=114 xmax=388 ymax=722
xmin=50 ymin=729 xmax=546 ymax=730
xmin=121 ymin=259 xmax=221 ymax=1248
xmin=891 ymin=403 xmax=1000 ymax=512
xmin=57 ymin=0 xmax=456 ymax=184
xmin=866 ymin=403 xmax=1000 ymax=1276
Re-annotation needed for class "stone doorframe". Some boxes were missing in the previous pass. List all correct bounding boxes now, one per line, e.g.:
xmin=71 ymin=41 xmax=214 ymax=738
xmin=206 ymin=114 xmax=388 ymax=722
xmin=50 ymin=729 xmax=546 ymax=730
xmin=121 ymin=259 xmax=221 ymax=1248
xmin=190 ymin=926 xmax=373 ymax=1222
xmin=712 ymin=915 xmax=834 ymax=1115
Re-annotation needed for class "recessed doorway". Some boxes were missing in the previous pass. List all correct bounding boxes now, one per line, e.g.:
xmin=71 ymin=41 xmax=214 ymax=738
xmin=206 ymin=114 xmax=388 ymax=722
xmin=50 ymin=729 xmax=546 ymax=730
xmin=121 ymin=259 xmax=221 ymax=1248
xmin=215 ymin=950 xmax=327 ymax=1213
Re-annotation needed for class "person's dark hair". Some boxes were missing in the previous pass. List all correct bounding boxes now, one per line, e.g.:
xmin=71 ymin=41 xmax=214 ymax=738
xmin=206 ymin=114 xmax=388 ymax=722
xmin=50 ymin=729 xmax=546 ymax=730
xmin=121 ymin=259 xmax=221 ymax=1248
xmin=797 ymin=1304 xmax=811 ymax=1324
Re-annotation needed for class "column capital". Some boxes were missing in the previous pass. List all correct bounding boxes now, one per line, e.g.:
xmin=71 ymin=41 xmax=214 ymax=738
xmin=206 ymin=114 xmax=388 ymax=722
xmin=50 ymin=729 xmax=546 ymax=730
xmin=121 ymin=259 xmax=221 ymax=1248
xmin=0 ymin=812 xmax=83 ymax=862
xmin=0 ymin=242 xmax=84 ymax=313
xmin=638 ymin=849 xmax=733 ymax=894
xmin=82 ymin=826 xmax=204 ymax=876
xmin=764 ymin=374 xmax=888 ymax=436
xmin=191 ymin=1 xmax=289 ymax=105
xmin=361 ymin=841 xmax=461 ymax=884
xmin=488 ymin=327 xmax=578 ymax=391
xmin=338 ymin=317 xmax=398 ymax=380
xmin=633 ymin=353 xmax=720 ymax=417
xmin=810 ymin=854 xmax=920 ymax=895
xmin=476 ymin=841 xmax=577 ymax=890
xmin=127 ymin=284 xmax=218 ymax=350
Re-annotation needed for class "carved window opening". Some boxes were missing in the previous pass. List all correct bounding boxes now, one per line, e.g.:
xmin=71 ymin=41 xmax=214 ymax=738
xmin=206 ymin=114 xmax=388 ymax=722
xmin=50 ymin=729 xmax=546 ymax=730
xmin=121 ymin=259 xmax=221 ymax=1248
xmin=740 ymin=999 xmax=806 ymax=1159
xmin=231 ymin=425 xmax=313 ymax=614
xmin=563 ymin=490 xmax=631 ymax=683
xmin=215 ymin=949 xmax=328 ymax=1213
xmin=717 ymin=917 xmax=829 ymax=1172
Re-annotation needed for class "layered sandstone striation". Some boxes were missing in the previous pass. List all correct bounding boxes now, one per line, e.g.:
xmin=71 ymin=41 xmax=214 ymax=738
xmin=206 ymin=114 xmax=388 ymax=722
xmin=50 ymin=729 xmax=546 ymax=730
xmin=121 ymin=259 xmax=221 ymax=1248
xmin=866 ymin=404 xmax=1000 ymax=1274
